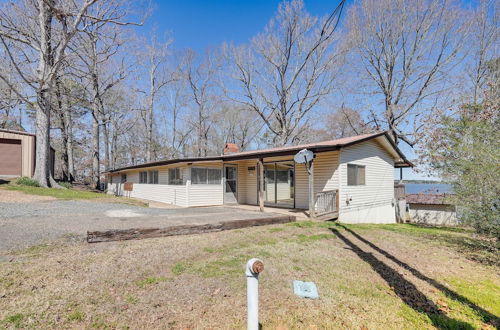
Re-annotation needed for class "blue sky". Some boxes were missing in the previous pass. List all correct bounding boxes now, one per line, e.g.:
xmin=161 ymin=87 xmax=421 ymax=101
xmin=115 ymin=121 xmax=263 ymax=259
xmin=143 ymin=0 xmax=340 ymax=51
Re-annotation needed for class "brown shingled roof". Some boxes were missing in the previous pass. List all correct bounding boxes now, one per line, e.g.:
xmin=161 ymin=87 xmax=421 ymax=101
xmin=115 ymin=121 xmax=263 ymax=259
xmin=107 ymin=131 xmax=412 ymax=173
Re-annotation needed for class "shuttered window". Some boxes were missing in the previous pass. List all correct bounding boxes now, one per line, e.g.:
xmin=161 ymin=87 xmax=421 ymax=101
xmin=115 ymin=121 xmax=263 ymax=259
xmin=347 ymin=164 xmax=365 ymax=186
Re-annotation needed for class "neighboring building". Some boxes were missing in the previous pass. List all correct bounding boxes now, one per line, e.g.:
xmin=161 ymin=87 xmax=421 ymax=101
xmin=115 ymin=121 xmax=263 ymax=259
xmin=406 ymin=193 xmax=458 ymax=226
xmin=0 ymin=129 xmax=55 ymax=178
xmin=106 ymin=132 xmax=412 ymax=224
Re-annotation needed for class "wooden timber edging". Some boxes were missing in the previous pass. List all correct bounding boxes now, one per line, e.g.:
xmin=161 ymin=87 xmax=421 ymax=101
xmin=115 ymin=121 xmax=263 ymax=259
xmin=87 ymin=214 xmax=296 ymax=243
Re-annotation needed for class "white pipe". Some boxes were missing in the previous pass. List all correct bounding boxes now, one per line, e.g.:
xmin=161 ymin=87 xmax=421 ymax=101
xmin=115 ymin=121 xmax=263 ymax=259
xmin=246 ymin=258 xmax=264 ymax=330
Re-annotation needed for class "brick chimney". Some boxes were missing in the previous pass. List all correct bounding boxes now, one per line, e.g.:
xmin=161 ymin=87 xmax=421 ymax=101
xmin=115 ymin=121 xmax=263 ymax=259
xmin=223 ymin=143 xmax=240 ymax=154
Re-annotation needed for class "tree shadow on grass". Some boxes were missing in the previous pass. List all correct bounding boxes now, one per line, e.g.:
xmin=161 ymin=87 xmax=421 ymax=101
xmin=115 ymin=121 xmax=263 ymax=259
xmin=330 ymin=227 xmax=476 ymax=329
xmin=338 ymin=225 xmax=499 ymax=328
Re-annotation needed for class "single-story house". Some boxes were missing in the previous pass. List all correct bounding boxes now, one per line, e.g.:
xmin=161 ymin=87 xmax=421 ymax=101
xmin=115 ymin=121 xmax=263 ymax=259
xmin=406 ymin=193 xmax=458 ymax=226
xmin=106 ymin=131 xmax=412 ymax=224
xmin=0 ymin=128 xmax=55 ymax=178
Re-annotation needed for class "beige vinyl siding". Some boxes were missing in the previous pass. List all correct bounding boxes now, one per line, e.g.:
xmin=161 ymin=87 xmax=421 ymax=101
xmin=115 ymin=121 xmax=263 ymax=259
xmin=0 ymin=131 xmax=35 ymax=177
xmin=295 ymin=151 xmax=339 ymax=209
xmin=130 ymin=183 xmax=188 ymax=206
xmin=188 ymin=185 xmax=223 ymax=206
xmin=231 ymin=152 xmax=339 ymax=209
xmin=234 ymin=160 xmax=258 ymax=205
xmin=235 ymin=161 xmax=249 ymax=204
xmin=338 ymin=140 xmax=395 ymax=223
xmin=107 ymin=165 xmax=190 ymax=207
xmin=187 ymin=162 xmax=223 ymax=207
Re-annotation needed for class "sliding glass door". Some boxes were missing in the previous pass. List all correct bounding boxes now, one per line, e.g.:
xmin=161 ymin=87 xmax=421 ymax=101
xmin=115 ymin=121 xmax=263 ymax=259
xmin=263 ymin=161 xmax=295 ymax=208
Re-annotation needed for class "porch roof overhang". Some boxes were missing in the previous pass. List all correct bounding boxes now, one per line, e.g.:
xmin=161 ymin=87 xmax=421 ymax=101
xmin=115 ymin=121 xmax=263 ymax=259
xmin=105 ymin=131 xmax=413 ymax=174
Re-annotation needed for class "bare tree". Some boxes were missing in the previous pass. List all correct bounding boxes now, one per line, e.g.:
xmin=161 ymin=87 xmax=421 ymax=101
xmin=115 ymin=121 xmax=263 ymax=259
xmin=0 ymin=53 xmax=23 ymax=129
xmin=184 ymin=49 xmax=221 ymax=157
xmin=134 ymin=31 xmax=174 ymax=162
xmin=0 ymin=0 xmax=103 ymax=187
xmin=345 ymin=0 xmax=467 ymax=147
xmin=53 ymin=76 xmax=86 ymax=181
xmin=211 ymin=102 xmax=259 ymax=152
xmin=0 ymin=0 xmax=143 ymax=187
xmin=314 ymin=105 xmax=372 ymax=141
xmin=76 ymin=28 xmax=126 ymax=188
xmin=225 ymin=0 xmax=345 ymax=146
xmin=157 ymin=77 xmax=192 ymax=158
xmin=466 ymin=0 xmax=498 ymax=104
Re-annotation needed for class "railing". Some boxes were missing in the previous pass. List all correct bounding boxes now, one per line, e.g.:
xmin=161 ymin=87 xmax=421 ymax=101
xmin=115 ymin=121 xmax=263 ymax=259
xmin=315 ymin=189 xmax=338 ymax=216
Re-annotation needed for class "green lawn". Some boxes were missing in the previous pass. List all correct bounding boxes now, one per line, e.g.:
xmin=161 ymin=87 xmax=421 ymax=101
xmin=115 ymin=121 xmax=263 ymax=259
xmin=1 ymin=222 xmax=498 ymax=329
xmin=2 ymin=184 xmax=147 ymax=206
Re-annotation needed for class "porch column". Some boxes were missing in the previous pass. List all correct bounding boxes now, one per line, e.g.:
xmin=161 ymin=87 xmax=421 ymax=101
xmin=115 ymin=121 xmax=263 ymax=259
xmin=308 ymin=161 xmax=315 ymax=219
xmin=258 ymin=158 xmax=264 ymax=212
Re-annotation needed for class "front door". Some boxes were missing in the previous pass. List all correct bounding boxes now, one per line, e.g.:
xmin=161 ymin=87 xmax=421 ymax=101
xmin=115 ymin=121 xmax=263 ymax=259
xmin=224 ymin=164 xmax=238 ymax=204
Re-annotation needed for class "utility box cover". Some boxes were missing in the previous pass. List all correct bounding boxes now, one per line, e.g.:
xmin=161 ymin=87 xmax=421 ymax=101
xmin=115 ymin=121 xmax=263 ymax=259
xmin=293 ymin=280 xmax=319 ymax=299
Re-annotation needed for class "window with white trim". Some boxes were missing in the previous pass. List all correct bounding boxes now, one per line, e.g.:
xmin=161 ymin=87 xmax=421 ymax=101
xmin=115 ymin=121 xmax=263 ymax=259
xmin=347 ymin=164 xmax=365 ymax=186
xmin=139 ymin=171 xmax=148 ymax=184
xmin=149 ymin=170 xmax=158 ymax=184
xmin=191 ymin=167 xmax=222 ymax=184
xmin=168 ymin=168 xmax=183 ymax=185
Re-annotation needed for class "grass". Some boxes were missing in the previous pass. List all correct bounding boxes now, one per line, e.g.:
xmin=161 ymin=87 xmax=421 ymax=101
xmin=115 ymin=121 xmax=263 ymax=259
xmin=5 ymin=313 xmax=25 ymax=328
xmin=6 ymin=184 xmax=112 ymax=199
xmin=67 ymin=309 xmax=85 ymax=322
xmin=135 ymin=276 xmax=171 ymax=288
xmin=2 ymin=184 xmax=147 ymax=206
xmin=0 ymin=222 xmax=498 ymax=329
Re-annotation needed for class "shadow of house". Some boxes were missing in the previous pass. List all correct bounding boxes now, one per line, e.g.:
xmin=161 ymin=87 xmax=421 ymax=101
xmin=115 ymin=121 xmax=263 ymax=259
xmin=330 ymin=227 xmax=488 ymax=329
xmin=338 ymin=226 xmax=499 ymax=327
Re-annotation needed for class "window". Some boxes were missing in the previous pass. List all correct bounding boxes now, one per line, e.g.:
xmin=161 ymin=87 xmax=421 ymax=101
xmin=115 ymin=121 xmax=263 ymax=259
xmin=208 ymin=168 xmax=222 ymax=184
xmin=347 ymin=164 xmax=365 ymax=186
xmin=148 ymin=170 xmax=158 ymax=184
xmin=139 ymin=171 xmax=148 ymax=184
xmin=191 ymin=167 xmax=222 ymax=184
xmin=120 ymin=174 xmax=127 ymax=183
xmin=168 ymin=168 xmax=183 ymax=185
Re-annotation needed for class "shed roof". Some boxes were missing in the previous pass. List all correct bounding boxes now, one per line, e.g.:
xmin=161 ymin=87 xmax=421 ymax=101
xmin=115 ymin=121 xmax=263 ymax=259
xmin=0 ymin=128 xmax=56 ymax=151
xmin=107 ymin=131 xmax=413 ymax=173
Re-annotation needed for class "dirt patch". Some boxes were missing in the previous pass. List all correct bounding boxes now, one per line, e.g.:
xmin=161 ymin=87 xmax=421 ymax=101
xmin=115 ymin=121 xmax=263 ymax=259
xmin=0 ymin=223 xmax=498 ymax=329
xmin=0 ymin=189 xmax=56 ymax=203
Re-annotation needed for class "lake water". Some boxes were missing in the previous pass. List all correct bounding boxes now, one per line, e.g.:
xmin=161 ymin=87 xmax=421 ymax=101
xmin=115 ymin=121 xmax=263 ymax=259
xmin=405 ymin=183 xmax=453 ymax=194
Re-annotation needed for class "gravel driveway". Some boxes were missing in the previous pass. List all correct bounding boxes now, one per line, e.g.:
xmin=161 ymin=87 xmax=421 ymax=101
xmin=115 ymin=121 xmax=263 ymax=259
xmin=0 ymin=200 xmax=279 ymax=252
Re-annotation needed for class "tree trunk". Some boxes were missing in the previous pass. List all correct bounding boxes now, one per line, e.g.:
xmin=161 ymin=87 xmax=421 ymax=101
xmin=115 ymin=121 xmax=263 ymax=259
xmin=91 ymin=109 xmax=100 ymax=189
xmin=102 ymin=115 xmax=110 ymax=171
xmin=33 ymin=98 xmax=51 ymax=187
xmin=146 ymin=97 xmax=153 ymax=162
xmin=55 ymin=78 xmax=69 ymax=181
xmin=146 ymin=68 xmax=155 ymax=162
xmin=63 ymin=106 xmax=75 ymax=182
xmin=33 ymin=0 xmax=56 ymax=187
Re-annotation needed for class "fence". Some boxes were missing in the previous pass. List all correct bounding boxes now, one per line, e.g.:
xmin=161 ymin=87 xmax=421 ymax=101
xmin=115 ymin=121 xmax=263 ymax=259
xmin=315 ymin=189 xmax=338 ymax=216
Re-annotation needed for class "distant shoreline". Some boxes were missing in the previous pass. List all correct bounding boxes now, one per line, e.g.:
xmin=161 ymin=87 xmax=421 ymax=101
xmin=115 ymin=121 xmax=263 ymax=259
xmin=395 ymin=179 xmax=445 ymax=184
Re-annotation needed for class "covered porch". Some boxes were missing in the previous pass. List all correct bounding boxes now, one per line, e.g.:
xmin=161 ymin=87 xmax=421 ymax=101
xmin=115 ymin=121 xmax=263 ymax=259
xmin=224 ymin=151 xmax=340 ymax=219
